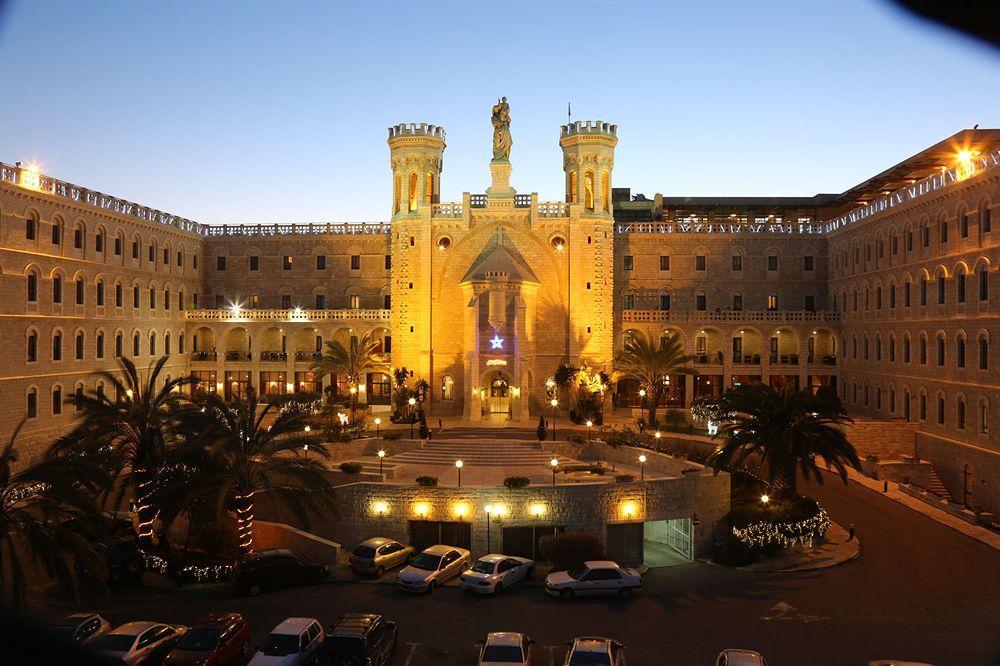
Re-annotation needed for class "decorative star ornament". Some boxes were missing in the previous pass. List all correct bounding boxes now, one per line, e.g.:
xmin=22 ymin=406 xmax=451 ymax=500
xmin=490 ymin=334 xmax=504 ymax=350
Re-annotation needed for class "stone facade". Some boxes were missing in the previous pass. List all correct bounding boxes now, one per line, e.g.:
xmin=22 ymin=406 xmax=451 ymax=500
xmin=1 ymin=120 xmax=998 ymax=516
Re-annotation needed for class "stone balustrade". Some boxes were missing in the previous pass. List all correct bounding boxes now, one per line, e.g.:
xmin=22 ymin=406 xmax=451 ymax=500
xmin=203 ymin=222 xmax=390 ymax=236
xmin=537 ymin=201 xmax=568 ymax=217
xmin=185 ymin=308 xmax=392 ymax=322
xmin=621 ymin=309 xmax=841 ymax=324
xmin=432 ymin=202 xmax=463 ymax=217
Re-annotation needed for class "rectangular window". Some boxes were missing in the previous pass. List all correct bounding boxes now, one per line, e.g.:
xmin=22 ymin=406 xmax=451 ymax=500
xmin=76 ymin=334 xmax=84 ymax=360
xmin=52 ymin=224 xmax=61 ymax=244
xmin=281 ymin=294 xmax=291 ymax=309
xmin=148 ymin=245 xmax=154 ymax=262
xmin=133 ymin=286 xmax=140 ymax=308
xmin=696 ymin=294 xmax=707 ymax=311
xmin=74 ymin=227 xmax=83 ymax=249
xmin=53 ymin=334 xmax=62 ymax=361
xmin=695 ymin=255 xmax=706 ymax=271
xmin=732 ymin=294 xmax=743 ymax=310
xmin=731 ymin=255 xmax=742 ymax=271
xmin=961 ymin=213 xmax=969 ymax=238
xmin=53 ymin=276 xmax=62 ymax=304
xmin=315 ymin=294 xmax=326 ymax=309
xmin=385 ymin=255 xmax=392 ymax=269
xmin=97 ymin=283 xmax=104 ymax=306
xmin=623 ymin=294 xmax=635 ymax=310
xmin=984 ymin=206 xmax=992 ymax=233
xmin=384 ymin=294 xmax=391 ymax=308
xmin=115 ymin=284 xmax=123 ymax=307
xmin=767 ymin=295 xmax=778 ymax=310
xmin=804 ymin=295 xmax=815 ymax=311
xmin=659 ymin=255 xmax=670 ymax=271
xmin=767 ymin=255 xmax=778 ymax=271
xmin=316 ymin=255 xmax=326 ymax=270
xmin=351 ymin=255 xmax=361 ymax=270
xmin=623 ymin=255 xmax=634 ymax=271
xmin=659 ymin=294 xmax=670 ymax=311
xmin=132 ymin=241 xmax=139 ymax=259
xmin=283 ymin=255 xmax=293 ymax=270
xmin=27 ymin=334 xmax=37 ymax=362
xmin=27 ymin=391 xmax=36 ymax=419
xmin=249 ymin=256 xmax=259 ymax=271
xmin=76 ymin=279 xmax=84 ymax=305
xmin=350 ymin=295 xmax=361 ymax=309
xmin=26 ymin=217 xmax=36 ymax=240
xmin=96 ymin=234 xmax=104 ymax=253
xmin=803 ymin=256 xmax=814 ymax=271
xmin=217 ymin=256 xmax=226 ymax=271
xmin=115 ymin=237 xmax=122 ymax=255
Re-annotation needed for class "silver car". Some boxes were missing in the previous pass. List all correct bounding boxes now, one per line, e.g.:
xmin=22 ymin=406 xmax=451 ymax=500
xmin=49 ymin=612 xmax=111 ymax=646
xmin=397 ymin=544 xmax=471 ymax=593
xmin=91 ymin=621 xmax=186 ymax=665
xmin=350 ymin=537 xmax=414 ymax=577
xmin=545 ymin=560 xmax=642 ymax=600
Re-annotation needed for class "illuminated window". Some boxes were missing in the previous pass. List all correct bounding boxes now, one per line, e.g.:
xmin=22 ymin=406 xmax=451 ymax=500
xmin=568 ymin=171 xmax=578 ymax=203
xmin=425 ymin=172 xmax=434 ymax=205
xmin=441 ymin=375 xmax=455 ymax=399
xmin=350 ymin=295 xmax=361 ymax=309
xmin=602 ymin=172 xmax=610 ymax=212
xmin=767 ymin=295 xmax=778 ymax=310
xmin=584 ymin=171 xmax=594 ymax=210
xmin=408 ymin=172 xmax=418 ymax=212
xmin=283 ymin=255 xmax=293 ymax=270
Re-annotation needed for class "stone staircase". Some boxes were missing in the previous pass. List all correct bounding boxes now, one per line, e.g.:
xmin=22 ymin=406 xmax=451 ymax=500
xmin=924 ymin=466 xmax=953 ymax=501
xmin=387 ymin=438 xmax=559 ymax=467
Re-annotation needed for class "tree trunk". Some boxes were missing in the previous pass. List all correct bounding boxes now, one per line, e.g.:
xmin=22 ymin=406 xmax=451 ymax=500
xmin=133 ymin=466 xmax=158 ymax=549
xmin=647 ymin=386 xmax=662 ymax=426
xmin=234 ymin=491 xmax=256 ymax=557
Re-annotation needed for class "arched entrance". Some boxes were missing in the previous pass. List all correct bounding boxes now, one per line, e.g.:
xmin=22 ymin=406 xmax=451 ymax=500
xmin=487 ymin=373 xmax=511 ymax=418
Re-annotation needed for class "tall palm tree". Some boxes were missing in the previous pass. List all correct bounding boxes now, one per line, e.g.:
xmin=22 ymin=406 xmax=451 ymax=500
xmin=58 ymin=356 xmax=196 ymax=548
xmin=616 ymin=331 xmax=691 ymax=425
xmin=1 ymin=421 xmax=109 ymax=613
xmin=310 ymin=330 xmax=382 ymax=421
xmin=182 ymin=389 xmax=335 ymax=557
xmin=710 ymin=384 xmax=860 ymax=496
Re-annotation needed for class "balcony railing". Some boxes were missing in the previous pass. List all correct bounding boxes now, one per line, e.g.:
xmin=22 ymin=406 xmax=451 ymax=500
xmin=259 ymin=351 xmax=288 ymax=362
xmin=807 ymin=354 xmax=838 ymax=365
xmin=295 ymin=351 xmax=322 ymax=362
xmin=186 ymin=308 xmax=391 ymax=322
xmin=769 ymin=354 xmax=800 ymax=365
xmin=621 ymin=310 xmax=840 ymax=324
xmin=191 ymin=351 xmax=217 ymax=362
xmin=731 ymin=354 xmax=762 ymax=365
xmin=225 ymin=351 xmax=252 ymax=362
xmin=432 ymin=203 xmax=463 ymax=217
xmin=537 ymin=201 xmax=568 ymax=217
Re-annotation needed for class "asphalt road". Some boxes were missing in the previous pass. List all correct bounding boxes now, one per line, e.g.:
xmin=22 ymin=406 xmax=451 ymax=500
xmin=28 ymin=471 xmax=1000 ymax=666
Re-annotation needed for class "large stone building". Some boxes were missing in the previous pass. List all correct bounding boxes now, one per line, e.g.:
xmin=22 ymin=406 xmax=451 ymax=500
xmin=1 ymin=114 xmax=998 ymax=513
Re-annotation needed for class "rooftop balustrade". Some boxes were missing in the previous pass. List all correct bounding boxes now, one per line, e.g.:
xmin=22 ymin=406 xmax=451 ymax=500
xmin=621 ymin=310 xmax=841 ymax=324
xmin=185 ymin=308 xmax=391 ymax=322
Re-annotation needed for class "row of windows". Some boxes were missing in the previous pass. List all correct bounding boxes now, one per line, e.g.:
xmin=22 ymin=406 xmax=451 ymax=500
xmin=838 ymin=268 xmax=990 ymax=313
xmin=212 ymin=293 xmax=389 ymax=310
xmin=217 ymin=254 xmax=390 ymax=272
xmin=845 ymin=382 xmax=990 ymax=435
xmin=623 ymin=292 xmax=816 ymax=312
xmin=23 ymin=212 xmax=198 ymax=269
xmin=25 ymin=273 xmax=196 ymax=310
xmin=26 ymin=329 xmax=186 ymax=363
xmin=846 ymin=332 xmax=990 ymax=370
xmin=623 ymin=254 xmax=814 ymax=273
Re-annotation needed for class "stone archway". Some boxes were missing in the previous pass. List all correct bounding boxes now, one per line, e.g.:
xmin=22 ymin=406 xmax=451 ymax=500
xmin=483 ymin=371 xmax=512 ymax=419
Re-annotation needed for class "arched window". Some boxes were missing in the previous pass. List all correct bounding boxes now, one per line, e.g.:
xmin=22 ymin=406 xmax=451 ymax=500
xmin=888 ymin=335 xmax=896 ymax=362
xmin=96 ymin=332 xmax=105 ymax=359
xmin=584 ymin=170 xmax=595 ymax=210
xmin=936 ymin=334 xmax=946 ymax=366
xmin=165 ymin=332 xmax=171 ymax=355
xmin=425 ymin=172 xmax=434 ymax=205
xmin=903 ymin=334 xmax=912 ymax=363
xmin=115 ymin=333 xmax=123 ymax=357
xmin=979 ymin=264 xmax=990 ymax=301
xmin=393 ymin=172 xmax=401 ymax=214
xmin=957 ymin=335 xmax=966 ymax=368
xmin=408 ymin=172 xmax=418 ymax=212
xmin=980 ymin=335 xmax=990 ymax=370
xmin=75 ymin=331 xmax=85 ymax=360
xmin=26 ymin=329 xmax=38 ymax=362
xmin=919 ymin=334 xmax=928 ymax=365
xmin=149 ymin=331 xmax=156 ymax=356
xmin=52 ymin=385 xmax=63 ymax=415
xmin=602 ymin=171 xmax=610 ymax=212
xmin=26 ymin=211 xmax=37 ymax=240
xmin=26 ymin=387 xmax=37 ymax=419
xmin=957 ymin=397 xmax=966 ymax=430
xmin=26 ymin=270 xmax=39 ymax=303
xmin=441 ymin=375 xmax=455 ymax=400
xmin=179 ymin=332 xmax=185 ymax=354
xmin=133 ymin=333 xmax=140 ymax=357
xmin=568 ymin=171 xmax=578 ymax=203
xmin=52 ymin=330 xmax=63 ymax=361
xmin=981 ymin=399 xmax=991 ymax=435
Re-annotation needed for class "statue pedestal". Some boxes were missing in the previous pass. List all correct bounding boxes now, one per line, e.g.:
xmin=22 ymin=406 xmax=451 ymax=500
xmin=486 ymin=159 xmax=516 ymax=199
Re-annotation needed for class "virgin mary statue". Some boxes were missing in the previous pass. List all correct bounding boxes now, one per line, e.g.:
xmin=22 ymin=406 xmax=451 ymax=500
xmin=491 ymin=97 xmax=512 ymax=161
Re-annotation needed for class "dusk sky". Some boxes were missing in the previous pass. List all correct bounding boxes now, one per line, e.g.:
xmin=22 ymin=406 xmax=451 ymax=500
xmin=1 ymin=1 xmax=997 ymax=224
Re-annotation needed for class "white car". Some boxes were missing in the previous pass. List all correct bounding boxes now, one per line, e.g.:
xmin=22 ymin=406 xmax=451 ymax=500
xmin=91 ymin=621 xmax=186 ymax=665
xmin=249 ymin=617 xmax=324 ymax=666
xmin=563 ymin=636 xmax=626 ymax=665
xmin=49 ymin=612 xmax=111 ymax=646
xmin=461 ymin=554 xmax=534 ymax=594
xmin=397 ymin=544 xmax=471 ymax=593
xmin=477 ymin=632 xmax=534 ymax=665
xmin=545 ymin=560 xmax=642 ymax=600
xmin=718 ymin=649 xmax=769 ymax=665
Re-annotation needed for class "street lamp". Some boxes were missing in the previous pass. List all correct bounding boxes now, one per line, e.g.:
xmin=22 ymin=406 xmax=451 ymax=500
xmin=374 ymin=416 xmax=381 ymax=438
xmin=550 ymin=458 xmax=559 ymax=486
xmin=654 ymin=431 xmax=661 ymax=448
xmin=377 ymin=449 xmax=385 ymax=475
xmin=408 ymin=397 xmax=417 ymax=439
xmin=760 ymin=494 xmax=770 ymax=505
xmin=639 ymin=454 xmax=647 ymax=481
xmin=455 ymin=459 xmax=463 ymax=487
xmin=586 ymin=420 xmax=593 ymax=441
xmin=550 ymin=398 xmax=558 ymax=441
xmin=485 ymin=504 xmax=494 ymax=552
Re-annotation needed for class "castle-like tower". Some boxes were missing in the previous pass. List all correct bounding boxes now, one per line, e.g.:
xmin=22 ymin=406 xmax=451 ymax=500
xmin=387 ymin=123 xmax=446 ymax=383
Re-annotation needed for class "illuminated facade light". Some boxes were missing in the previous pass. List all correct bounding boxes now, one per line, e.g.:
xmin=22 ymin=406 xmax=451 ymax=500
xmin=413 ymin=502 xmax=430 ymax=518
xmin=621 ymin=501 xmax=638 ymax=519
xmin=373 ymin=500 xmax=389 ymax=515
xmin=530 ymin=503 xmax=546 ymax=517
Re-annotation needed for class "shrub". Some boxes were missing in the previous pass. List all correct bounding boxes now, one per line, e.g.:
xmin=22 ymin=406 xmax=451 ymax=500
xmin=536 ymin=415 xmax=547 ymax=442
xmin=614 ymin=473 xmax=635 ymax=483
xmin=503 ymin=476 xmax=530 ymax=489
xmin=339 ymin=462 xmax=363 ymax=474
xmin=538 ymin=532 xmax=604 ymax=571
xmin=415 ymin=476 xmax=438 ymax=487
xmin=382 ymin=431 xmax=401 ymax=441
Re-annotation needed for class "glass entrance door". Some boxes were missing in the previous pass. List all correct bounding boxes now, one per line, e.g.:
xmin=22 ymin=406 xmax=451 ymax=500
xmin=489 ymin=375 xmax=510 ymax=416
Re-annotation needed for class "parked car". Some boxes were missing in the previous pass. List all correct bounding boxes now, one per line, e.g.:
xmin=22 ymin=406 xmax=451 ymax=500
xmin=717 ymin=649 xmax=769 ymax=665
xmin=477 ymin=632 xmax=533 ymax=665
xmin=460 ymin=554 xmax=534 ymax=594
xmin=545 ymin=561 xmax=642 ymax=600
xmin=866 ymin=662 xmax=934 ymax=666
xmin=165 ymin=612 xmax=249 ymax=665
xmin=397 ymin=544 xmax=471 ymax=593
xmin=91 ymin=621 xmax=187 ymax=665
xmin=48 ymin=612 xmax=111 ymax=646
xmin=249 ymin=618 xmax=324 ymax=666
xmin=321 ymin=613 xmax=397 ymax=665
xmin=349 ymin=537 xmax=413 ymax=577
xmin=235 ymin=549 xmax=328 ymax=596
xmin=563 ymin=637 xmax=626 ymax=666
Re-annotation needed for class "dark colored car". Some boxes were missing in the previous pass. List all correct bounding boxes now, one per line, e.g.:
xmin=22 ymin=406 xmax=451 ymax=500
xmin=320 ymin=614 xmax=397 ymax=666
xmin=235 ymin=549 xmax=328 ymax=596
xmin=165 ymin=612 xmax=249 ymax=665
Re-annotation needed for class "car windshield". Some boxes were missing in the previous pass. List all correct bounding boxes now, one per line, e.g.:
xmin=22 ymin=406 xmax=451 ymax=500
xmin=175 ymin=627 xmax=220 ymax=651
xmin=568 ymin=568 xmax=586 ymax=579
xmin=482 ymin=645 xmax=524 ymax=662
xmin=48 ymin=626 xmax=78 ymax=642
xmin=471 ymin=560 xmax=496 ymax=574
xmin=92 ymin=634 xmax=136 ymax=652
xmin=261 ymin=633 xmax=300 ymax=656
xmin=568 ymin=651 xmax=611 ymax=666
xmin=410 ymin=553 xmax=442 ymax=571
xmin=323 ymin=635 xmax=364 ymax=657
xmin=352 ymin=545 xmax=376 ymax=558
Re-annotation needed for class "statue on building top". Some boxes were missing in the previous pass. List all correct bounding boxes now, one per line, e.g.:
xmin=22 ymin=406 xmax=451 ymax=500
xmin=491 ymin=97 xmax=512 ymax=161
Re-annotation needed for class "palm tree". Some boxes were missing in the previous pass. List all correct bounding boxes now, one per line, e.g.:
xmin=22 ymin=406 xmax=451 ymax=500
xmin=58 ymin=356 xmax=196 ymax=548
xmin=1 ymin=421 xmax=109 ymax=613
xmin=616 ymin=331 xmax=691 ymax=425
xmin=310 ymin=330 xmax=382 ymax=421
xmin=182 ymin=389 xmax=335 ymax=557
xmin=709 ymin=384 xmax=860 ymax=496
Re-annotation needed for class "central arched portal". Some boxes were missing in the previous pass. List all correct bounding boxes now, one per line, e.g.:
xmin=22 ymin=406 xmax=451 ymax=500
xmin=487 ymin=372 xmax=511 ymax=418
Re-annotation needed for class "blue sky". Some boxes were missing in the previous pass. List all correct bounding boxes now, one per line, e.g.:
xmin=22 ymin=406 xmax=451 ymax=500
xmin=0 ymin=1 xmax=997 ymax=224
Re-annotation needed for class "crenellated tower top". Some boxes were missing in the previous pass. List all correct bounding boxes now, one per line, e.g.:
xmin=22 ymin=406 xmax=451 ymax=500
xmin=387 ymin=122 xmax=447 ymax=141
xmin=559 ymin=120 xmax=618 ymax=211
xmin=387 ymin=122 xmax=446 ymax=217
xmin=559 ymin=120 xmax=618 ymax=140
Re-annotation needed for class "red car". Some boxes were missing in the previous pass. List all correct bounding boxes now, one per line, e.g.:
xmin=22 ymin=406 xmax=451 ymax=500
xmin=164 ymin=612 xmax=249 ymax=665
